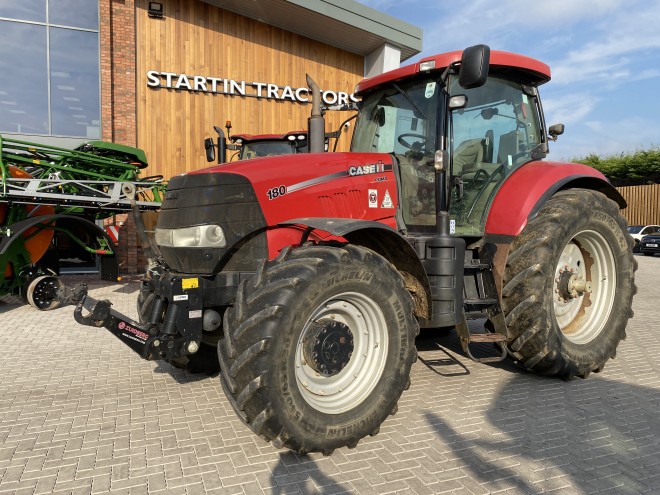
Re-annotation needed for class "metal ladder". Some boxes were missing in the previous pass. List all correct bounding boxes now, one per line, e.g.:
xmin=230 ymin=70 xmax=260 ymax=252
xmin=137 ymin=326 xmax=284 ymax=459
xmin=456 ymin=260 xmax=509 ymax=363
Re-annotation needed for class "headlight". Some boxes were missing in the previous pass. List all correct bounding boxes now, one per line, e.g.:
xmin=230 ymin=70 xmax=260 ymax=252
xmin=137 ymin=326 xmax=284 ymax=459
xmin=155 ymin=225 xmax=227 ymax=248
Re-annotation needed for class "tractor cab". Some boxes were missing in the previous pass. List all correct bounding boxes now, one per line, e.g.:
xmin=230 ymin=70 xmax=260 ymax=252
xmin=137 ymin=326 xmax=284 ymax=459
xmin=351 ymin=50 xmax=551 ymax=236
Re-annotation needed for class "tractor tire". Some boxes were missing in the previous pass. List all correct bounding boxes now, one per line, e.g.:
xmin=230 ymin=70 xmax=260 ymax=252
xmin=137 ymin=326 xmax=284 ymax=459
xmin=218 ymin=244 xmax=418 ymax=454
xmin=502 ymin=189 xmax=636 ymax=379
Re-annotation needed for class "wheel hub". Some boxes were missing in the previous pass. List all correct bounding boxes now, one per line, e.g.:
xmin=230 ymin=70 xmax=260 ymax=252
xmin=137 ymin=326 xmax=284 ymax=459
xmin=303 ymin=319 xmax=354 ymax=377
xmin=557 ymin=269 xmax=592 ymax=302
xmin=553 ymin=231 xmax=616 ymax=344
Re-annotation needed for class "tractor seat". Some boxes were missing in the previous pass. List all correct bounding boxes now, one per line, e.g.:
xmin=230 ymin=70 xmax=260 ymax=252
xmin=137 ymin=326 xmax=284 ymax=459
xmin=453 ymin=138 xmax=499 ymax=181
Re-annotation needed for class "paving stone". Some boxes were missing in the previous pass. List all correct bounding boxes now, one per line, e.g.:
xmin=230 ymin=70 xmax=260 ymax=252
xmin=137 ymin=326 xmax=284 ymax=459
xmin=1 ymin=256 xmax=659 ymax=494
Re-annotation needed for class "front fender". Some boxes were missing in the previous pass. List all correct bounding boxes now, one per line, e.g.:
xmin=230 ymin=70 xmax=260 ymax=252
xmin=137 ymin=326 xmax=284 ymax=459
xmin=485 ymin=161 xmax=625 ymax=237
xmin=276 ymin=217 xmax=432 ymax=319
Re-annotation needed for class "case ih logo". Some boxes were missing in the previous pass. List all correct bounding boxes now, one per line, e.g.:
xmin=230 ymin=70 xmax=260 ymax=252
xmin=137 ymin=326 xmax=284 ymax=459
xmin=348 ymin=163 xmax=386 ymax=176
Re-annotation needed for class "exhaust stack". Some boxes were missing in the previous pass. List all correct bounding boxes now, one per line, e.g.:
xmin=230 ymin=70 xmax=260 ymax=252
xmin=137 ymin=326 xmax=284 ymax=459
xmin=306 ymin=74 xmax=325 ymax=153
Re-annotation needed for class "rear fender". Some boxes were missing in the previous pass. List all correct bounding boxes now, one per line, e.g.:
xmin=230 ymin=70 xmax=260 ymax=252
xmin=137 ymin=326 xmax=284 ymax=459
xmin=276 ymin=217 xmax=432 ymax=319
xmin=485 ymin=161 xmax=625 ymax=237
xmin=483 ymin=162 xmax=625 ymax=294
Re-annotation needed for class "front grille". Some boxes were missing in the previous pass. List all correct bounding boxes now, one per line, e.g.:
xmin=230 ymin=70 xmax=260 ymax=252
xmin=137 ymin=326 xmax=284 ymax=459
xmin=157 ymin=172 xmax=267 ymax=274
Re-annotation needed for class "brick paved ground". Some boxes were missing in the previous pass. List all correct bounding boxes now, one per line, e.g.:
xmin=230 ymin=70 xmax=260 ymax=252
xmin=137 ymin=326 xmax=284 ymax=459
xmin=1 ymin=254 xmax=659 ymax=495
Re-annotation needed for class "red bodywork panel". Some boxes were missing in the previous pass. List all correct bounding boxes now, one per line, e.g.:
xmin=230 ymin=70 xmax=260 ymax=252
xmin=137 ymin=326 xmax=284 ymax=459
xmin=189 ymin=153 xmax=399 ymax=257
xmin=190 ymin=154 xmax=613 ymax=252
xmin=357 ymin=50 xmax=551 ymax=95
xmin=486 ymin=161 xmax=611 ymax=237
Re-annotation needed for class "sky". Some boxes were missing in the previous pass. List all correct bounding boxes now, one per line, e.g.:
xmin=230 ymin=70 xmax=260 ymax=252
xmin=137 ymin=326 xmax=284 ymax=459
xmin=358 ymin=0 xmax=660 ymax=160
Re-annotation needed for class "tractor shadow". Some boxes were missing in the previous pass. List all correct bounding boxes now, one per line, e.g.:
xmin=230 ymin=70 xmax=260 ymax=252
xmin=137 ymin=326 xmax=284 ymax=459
xmin=415 ymin=321 xmax=521 ymax=377
xmin=423 ymin=374 xmax=660 ymax=493
xmin=152 ymin=359 xmax=219 ymax=384
xmin=269 ymin=451 xmax=351 ymax=494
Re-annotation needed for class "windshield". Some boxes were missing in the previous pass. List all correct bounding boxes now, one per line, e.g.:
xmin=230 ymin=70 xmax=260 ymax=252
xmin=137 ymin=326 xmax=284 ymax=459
xmin=239 ymin=141 xmax=300 ymax=160
xmin=352 ymin=77 xmax=441 ymax=226
xmin=447 ymin=76 xmax=545 ymax=236
xmin=627 ymin=226 xmax=642 ymax=234
xmin=352 ymin=77 xmax=440 ymax=156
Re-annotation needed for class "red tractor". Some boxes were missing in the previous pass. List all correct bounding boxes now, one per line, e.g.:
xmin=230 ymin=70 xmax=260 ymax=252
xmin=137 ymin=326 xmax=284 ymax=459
xmin=71 ymin=46 xmax=636 ymax=455
xmin=204 ymin=113 xmax=354 ymax=163
xmin=204 ymin=122 xmax=310 ymax=163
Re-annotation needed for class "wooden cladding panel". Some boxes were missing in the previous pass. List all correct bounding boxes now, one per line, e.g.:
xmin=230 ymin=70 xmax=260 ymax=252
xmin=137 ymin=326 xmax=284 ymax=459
xmin=616 ymin=184 xmax=660 ymax=226
xmin=136 ymin=0 xmax=363 ymax=180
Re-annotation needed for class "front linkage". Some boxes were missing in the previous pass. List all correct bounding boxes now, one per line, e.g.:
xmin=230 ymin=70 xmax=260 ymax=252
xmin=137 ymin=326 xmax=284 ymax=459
xmin=71 ymin=270 xmax=204 ymax=361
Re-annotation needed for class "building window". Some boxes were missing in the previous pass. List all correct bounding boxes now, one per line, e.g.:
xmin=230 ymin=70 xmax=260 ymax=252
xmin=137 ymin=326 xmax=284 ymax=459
xmin=0 ymin=1 xmax=100 ymax=138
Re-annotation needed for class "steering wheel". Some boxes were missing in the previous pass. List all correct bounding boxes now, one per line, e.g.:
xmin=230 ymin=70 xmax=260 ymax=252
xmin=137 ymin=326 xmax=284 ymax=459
xmin=398 ymin=133 xmax=426 ymax=151
xmin=469 ymin=168 xmax=490 ymax=188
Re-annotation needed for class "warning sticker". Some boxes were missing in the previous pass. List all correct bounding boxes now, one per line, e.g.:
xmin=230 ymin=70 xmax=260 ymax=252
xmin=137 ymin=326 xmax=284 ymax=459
xmin=381 ymin=190 xmax=394 ymax=208
xmin=181 ymin=278 xmax=199 ymax=289
xmin=368 ymin=189 xmax=378 ymax=208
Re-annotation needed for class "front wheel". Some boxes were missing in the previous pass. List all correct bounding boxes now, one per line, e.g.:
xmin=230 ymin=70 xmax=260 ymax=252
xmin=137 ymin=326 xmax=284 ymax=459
xmin=502 ymin=189 xmax=636 ymax=379
xmin=218 ymin=244 xmax=418 ymax=454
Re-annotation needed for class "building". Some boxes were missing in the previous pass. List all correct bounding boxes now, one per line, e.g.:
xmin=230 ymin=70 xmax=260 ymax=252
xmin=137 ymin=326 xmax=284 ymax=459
xmin=0 ymin=0 xmax=421 ymax=272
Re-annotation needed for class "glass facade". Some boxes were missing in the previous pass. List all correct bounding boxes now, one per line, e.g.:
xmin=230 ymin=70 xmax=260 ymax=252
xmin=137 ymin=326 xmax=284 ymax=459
xmin=0 ymin=1 xmax=100 ymax=138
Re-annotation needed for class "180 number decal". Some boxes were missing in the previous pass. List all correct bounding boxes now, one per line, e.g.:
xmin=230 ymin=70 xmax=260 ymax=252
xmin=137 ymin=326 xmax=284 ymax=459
xmin=266 ymin=185 xmax=287 ymax=200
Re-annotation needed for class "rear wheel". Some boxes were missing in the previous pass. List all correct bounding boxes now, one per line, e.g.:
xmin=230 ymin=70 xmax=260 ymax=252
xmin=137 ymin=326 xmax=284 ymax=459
xmin=502 ymin=189 xmax=636 ymax=379
xmin=218 ymin=244 xmax=418 ymax=454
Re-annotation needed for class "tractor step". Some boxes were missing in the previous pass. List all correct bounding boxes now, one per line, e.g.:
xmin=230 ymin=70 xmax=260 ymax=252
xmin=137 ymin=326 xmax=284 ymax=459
xmin=457 ymin=258 xmax=509 ymax=364
xmin=467 ymin=332 xmax=507 ymax=343
xmin=464 ymin=262 xmax=491 ymax=271
xmin=456 ymin=317 xmax=508 ymax=363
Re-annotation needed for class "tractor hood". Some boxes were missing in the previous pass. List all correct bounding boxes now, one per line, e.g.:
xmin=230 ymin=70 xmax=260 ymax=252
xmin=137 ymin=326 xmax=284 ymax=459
xmin=156 ymin=152 xmax=399 ymax=274
xmin=188 ymin=152 xmax=399 ymax=227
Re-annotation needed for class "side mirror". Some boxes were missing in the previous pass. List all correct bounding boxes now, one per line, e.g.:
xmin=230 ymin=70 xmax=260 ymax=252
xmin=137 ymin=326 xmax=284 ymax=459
xmin=548 ymin=123 xmax=565 ymax=141
xmin=204 ymin=138 xmax=215 ymax=162
xmin=458 ymin=44 xmax=490 ymax=89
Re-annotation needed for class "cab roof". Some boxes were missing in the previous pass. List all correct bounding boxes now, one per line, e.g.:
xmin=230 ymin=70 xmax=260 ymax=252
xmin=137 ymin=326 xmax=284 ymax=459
xmin=230 ymin=130 xmax=308 ymax=143
xmin=355 ymin=50 xmax=551 ymax=95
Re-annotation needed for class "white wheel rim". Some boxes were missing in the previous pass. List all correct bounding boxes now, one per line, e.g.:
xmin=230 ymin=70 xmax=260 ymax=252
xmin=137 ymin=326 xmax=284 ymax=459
xmin=553 ymin=230 xmax=616 ymax=344
xmin=295 ymin=292 xmax=388 ymax=414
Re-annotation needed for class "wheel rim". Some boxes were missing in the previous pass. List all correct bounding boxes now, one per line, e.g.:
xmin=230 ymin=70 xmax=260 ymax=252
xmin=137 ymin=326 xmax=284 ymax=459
xmin=295 ymin=291 xmax=388 ymax=414
xmin=553 ymin=230 xmax=616 ymax=344
xmin=27 ymin=275 xmax=63 ymax=311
